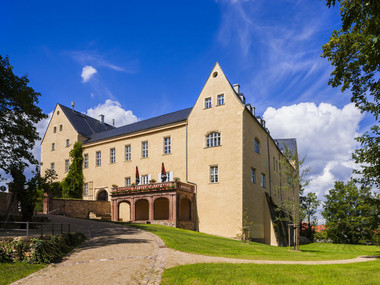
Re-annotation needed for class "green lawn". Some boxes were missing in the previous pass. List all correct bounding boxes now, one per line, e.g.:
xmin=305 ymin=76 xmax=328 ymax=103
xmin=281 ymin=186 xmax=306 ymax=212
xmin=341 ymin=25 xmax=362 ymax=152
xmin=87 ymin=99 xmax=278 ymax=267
xmin=0 ymin=263 xmax=46 ymax=285
xmin=161 ymin=261 xmax=380 ymax=285
xmin=129 ymin=223 xmax=380 ymax=261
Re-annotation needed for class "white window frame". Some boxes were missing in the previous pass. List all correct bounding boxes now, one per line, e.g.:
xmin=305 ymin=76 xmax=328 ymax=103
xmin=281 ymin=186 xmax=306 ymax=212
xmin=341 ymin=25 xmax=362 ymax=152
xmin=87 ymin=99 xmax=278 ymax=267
xmin=125 ymin=177 xmax=131 ymax=186
xmin=96 ymin=151 xmax=101 ymax=166
xmin=205 ymin=97 xmax=212 ymax=109
xmin=65 ymin=159 xmax=70 ymax=172
xmin=164 ymin=137 xmax=171 ymax=154
xmin=210 ymin=166 xmax=219 ymax=183
xmin=217 ymin=94 xmax=224 ymax=105
xmin=110 ymin=148 xmax=116 ymax=164
xmin=84 ymin=183 xmax=88 ymax=196
xmin=251 ymin=168 xmax=256 ymax=183
xmin=261 ymin=173 xmax=266 ymax=188
xmin=84 ymin=154 xmax=89 ymax=168
xmin=142 ymin=141 xmax=148 ymax=158
xmin=125 ymin=145 xmax=131 ymax=161
xmin=206 ymin=132 xmax=221 ymax=148
xmin=142 ymin=175 xmax=149 ymax=185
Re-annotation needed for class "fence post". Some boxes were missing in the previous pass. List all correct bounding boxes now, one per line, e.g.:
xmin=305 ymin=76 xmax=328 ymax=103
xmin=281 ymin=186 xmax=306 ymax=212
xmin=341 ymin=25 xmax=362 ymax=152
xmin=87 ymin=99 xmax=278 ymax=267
xmin=61 ymin=223 xmax=63 ymax=234
xmin=40 ymin=223 xmax=43 ymax=236
xmin=68 ymin=224 xmax=70 ymax=233
xmin=26 ymin=221 xmax=29 ymax=236
xmin=52 ymin=223 xmax=54 ymax=235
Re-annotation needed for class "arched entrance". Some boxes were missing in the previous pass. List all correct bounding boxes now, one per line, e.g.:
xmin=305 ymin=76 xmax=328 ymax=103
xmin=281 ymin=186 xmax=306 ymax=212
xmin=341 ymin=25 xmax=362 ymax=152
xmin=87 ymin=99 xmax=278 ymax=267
xmin=119 ymin=202 xmax=131 ymax=222
xmin=135 ymin=199 xmax=149 ymax=220
xmin=179 ymin=198 xmax=191 ymax=221
xmin=154 ymin=198 xmax=169 ymax=220
xmin=97 ymin=190 xmax=108 ymax=201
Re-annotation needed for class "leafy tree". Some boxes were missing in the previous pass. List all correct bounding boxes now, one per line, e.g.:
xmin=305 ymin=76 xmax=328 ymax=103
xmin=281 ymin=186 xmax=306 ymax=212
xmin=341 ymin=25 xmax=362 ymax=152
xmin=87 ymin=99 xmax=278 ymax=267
xmin=0 ymin=55 xmax=47 ymax=177
xmin=301 ymin=192 xmax=321 ymax=241
xmin=322 ymin=179 xmax=379 ymax=244
xmin=62 ymin=142 xmax=84 ymax=198
xmin=322 ymin=1 xmax=380 ymax=188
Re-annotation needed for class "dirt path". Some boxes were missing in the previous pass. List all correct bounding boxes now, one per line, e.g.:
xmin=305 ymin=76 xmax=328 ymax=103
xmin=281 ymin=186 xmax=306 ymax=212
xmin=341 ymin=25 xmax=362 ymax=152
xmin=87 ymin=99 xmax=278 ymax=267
xmin=12 ymin=216 xmax=378 ymax=285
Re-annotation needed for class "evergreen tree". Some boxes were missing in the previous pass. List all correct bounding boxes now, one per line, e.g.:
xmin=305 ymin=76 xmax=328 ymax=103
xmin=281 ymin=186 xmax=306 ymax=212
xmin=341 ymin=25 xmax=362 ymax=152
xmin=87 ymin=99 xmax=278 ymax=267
xmin=62 ymin=142 xmax=84 ymax=198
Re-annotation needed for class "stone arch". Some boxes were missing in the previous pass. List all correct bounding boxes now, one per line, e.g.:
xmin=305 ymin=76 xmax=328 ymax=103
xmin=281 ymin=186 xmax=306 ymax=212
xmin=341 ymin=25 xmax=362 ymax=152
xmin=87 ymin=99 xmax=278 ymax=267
xmin=135 ymin=199 xmax=149 ymax=220
xmin=154 ymin=197 xmax=169 ymax=220
xmin=118 ymin=201 xmax=131 ymax=222
xmin=97 ymin=190 xmax=108 ymax=201
xmin=179 ymin=198 xmax=191 ymax=221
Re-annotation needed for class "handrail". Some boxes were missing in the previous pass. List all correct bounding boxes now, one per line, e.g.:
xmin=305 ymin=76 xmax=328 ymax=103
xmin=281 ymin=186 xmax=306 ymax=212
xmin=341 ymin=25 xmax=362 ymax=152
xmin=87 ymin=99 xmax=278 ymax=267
xmin=0 ymin=221 xmax=71 ymax=237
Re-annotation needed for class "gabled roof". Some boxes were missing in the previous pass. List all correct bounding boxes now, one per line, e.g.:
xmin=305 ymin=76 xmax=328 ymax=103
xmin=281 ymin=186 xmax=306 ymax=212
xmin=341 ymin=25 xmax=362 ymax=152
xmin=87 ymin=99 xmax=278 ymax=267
xmin=59 ymin=104 xmax=115 ymax=138
xmin=274 ymin=138 xmax=297 ymax=156
xmin=85 ymin=107 xmax=192 ymax=144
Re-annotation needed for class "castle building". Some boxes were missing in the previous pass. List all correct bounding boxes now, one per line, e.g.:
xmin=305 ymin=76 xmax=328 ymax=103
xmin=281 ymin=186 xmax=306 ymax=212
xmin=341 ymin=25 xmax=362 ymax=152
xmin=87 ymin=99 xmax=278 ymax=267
xmin=41 ymin=63 xmax=298 ymax=245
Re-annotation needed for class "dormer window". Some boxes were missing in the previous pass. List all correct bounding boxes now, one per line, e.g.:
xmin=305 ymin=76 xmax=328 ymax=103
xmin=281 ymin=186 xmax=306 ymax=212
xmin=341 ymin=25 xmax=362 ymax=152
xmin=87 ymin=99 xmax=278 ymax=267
xmin=205 ymin=97 xmax=212 ymax=109
xmin=206 ymin=132 xmax=221 ymax=147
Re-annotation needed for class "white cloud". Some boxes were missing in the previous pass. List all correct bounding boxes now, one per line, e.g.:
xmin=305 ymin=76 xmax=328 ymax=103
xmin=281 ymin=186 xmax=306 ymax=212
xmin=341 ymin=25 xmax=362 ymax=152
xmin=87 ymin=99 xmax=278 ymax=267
xmin=81 ymin=65 xmax=97 ymax=83
xmin=263 ymin=102 xmax=364 ymax=200
xmin=86 ymin=99 xmax=139 ymax=127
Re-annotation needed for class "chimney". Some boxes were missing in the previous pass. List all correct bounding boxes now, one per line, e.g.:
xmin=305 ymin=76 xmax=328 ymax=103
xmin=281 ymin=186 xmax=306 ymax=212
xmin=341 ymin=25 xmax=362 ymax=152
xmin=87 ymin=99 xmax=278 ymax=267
xmin=233 ymin=83 xmax=240 ymax=94
xmin=239 ymin=94 xmax=246 ymax=104
xmin=112 ymin=119 xmax=115 ymax=127
xmin=71 ymin=101 xmax=75 ymax=110
xmin=251 ymin=106 xmax=255 ymax=116
xmin=100 ymin=114 xmax=105 ymax=125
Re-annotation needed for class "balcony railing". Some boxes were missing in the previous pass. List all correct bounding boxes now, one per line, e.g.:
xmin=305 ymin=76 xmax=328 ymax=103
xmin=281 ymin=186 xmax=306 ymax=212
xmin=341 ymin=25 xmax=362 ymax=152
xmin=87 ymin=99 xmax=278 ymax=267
xmin=111 ymin=181 xmax=194 ymax=196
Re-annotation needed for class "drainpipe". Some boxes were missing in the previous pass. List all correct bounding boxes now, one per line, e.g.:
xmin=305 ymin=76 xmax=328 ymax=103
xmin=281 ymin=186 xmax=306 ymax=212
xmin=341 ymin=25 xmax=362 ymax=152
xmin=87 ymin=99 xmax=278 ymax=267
xmin=267 ymin=136 xmax=272 ymax=196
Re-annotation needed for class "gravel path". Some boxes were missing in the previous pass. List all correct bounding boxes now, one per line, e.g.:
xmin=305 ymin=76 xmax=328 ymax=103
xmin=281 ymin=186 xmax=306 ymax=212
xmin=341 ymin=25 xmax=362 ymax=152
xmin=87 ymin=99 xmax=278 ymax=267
xmin=12 ymin=216 xmax=379 ymax=285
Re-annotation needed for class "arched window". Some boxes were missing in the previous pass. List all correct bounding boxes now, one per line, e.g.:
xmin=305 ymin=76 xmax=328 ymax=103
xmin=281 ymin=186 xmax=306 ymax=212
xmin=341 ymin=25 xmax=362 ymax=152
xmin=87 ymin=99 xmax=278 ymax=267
xmin=254 ymin=138 xmax=260 ymax=154
xmin=206 ymin=132 xmax=221 ymax=148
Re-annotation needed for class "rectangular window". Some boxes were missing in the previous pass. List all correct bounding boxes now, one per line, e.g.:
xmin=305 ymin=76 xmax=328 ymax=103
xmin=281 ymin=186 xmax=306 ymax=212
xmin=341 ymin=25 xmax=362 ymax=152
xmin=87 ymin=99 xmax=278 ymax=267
xmin=65 ymin=159 xmax=70 ymax=172
xmin=210 ymin=166 xmax=219 ymax=183
xmin=142 ymin=141 xmax=148 ymax=158
xmin=66 ymin=139 xmax=70 ymax=147
xmin=84 ymin=183 xmax=88 ymax=196
xmin=125 ymin=145 xmax=131 ymax=161
xmin=53 ymin=126 xmax=57 ymax=133
xmin=51 ymin=143 xmax=55 ymax=151
xmin=251 ymin=168 xmax=256 ymax=183
xmin=205 ymin=97 xmax=212 ymax=109
xmin=96 ymin=151 xmax=101 ymax=166
xmin=261 ymin=173 xmax=266 ymax=188
xmin=84 ymin=154 xmax=89 ymax=168
xmin=217 ymin=94 xmax=224 ymax=105
xmin=59 ymin=124 xmax=63 ymax=131
xmin=164 ymin=137 xmax=171 ymax=154
xmin=51 ymin=162 xmax=55 ymax=171
xmin=125 ymin=177 xmax=131 ymax=186
xmin=142 ymin=175 xmax=149 ymax=185
xmin=110 ymin=148 xmax=116 ymax=164
xmin=273 ymin=157 xmax=276 ymax=171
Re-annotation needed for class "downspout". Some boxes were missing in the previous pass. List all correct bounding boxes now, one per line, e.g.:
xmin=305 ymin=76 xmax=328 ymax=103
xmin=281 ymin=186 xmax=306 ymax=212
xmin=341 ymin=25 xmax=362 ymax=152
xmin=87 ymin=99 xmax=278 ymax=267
xmin=267 ymin=136 xmax=272 ymax=196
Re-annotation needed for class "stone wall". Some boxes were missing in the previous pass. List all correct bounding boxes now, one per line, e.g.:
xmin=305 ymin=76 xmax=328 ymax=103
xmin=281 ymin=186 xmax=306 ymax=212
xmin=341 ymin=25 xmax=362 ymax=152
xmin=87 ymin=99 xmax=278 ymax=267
xmin=0 ymin=192 xmax=18 ymax=215
xmin=43 ymin=194 xmax=111 ymax=220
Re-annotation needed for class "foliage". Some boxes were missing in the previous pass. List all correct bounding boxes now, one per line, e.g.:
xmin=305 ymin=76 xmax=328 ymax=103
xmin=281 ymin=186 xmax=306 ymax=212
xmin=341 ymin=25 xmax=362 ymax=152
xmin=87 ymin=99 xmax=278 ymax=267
xmin=0 ymin=55 xmax=47 ymax=178
xmin=161 ymin=261 xmax=380 ymax=285
xmin=61 ymin=142 xmax=84 ymax=198
xmin=314 ymin=230 xmax=329 ymax=243
xmin=322 ymin=179 xmax=379 ymax=244
xmin=322 ymin=1 xmax=380 ymax=188
xmin=301 ymin=192 xmax=321 ymax=241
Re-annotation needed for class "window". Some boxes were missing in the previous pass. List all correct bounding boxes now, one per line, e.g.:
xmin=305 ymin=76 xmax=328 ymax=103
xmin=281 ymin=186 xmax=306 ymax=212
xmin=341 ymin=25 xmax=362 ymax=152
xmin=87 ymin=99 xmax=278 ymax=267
xmin=96 ymin=151 xmax=101 ymax=166
xmin=251 ymin=168 xmax=256 ymax=183
xmin=84 ymin=154 xmax=88 ymax=168
xmin=261 ymin=173 xmax=266 ymax=188
xmin=142 ymin=141 xmax=148 ymax=158
xmin=254 ymin=138 xmax=260 ymax=154
xmin=210 ymin=166 xmax=219 ymax=183
xmin=65 ymin=159 xmax=70 ymax=172
xmin=164 ymin=137 xmax=171 ymax=154
xmin=125 ymin=177 xmax=131 ymax=186
xmin=51 ymin=143 xmax=55 ymax=151
xmin=273 ymin=157 xmax=276 ymax=171
xmin=59 ymin=124 xmax=63 ymax=131
xmin=206 ymin=132 xmax=221 ymax=147
xmin=110 ymin=148 xmax=116 ymax=164
xmin=66 ymin=139 xmax=70 ymax=147
xmin=125 ymin=145 xmax=131 ymax=161
xmin=51 ymin=163 xmax=55 ymax=171
xmin=84 ymin=183 xmax=88 ymax=196
xmin=53 ymin=126 xmax=57 ymax=133
xmin=142 ymin=175 xmax=149 ymax=185
xmin=217 ymin=94 xmax=224 ymax=105
xmin=205 ymin=97 xmax=212 ymax=109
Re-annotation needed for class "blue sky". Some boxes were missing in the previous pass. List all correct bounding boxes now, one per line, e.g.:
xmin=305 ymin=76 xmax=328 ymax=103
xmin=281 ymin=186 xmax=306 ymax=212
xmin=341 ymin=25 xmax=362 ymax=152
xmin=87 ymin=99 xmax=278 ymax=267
xmin=1 ymin=1 xmax=371 ymax=207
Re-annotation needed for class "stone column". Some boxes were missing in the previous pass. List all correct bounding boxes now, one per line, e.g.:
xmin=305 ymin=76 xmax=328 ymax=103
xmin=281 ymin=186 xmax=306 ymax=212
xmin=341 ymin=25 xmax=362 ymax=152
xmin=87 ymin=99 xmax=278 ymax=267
xmin=130 ymin=199 xmax=135 ymax=221
xmin=113 ymin=200 xmax=119 ymax=221
xmin=149 ymin=197 xmax=154 ymax=221
xmin=172 ymin=194 xmax=177 ymax=223
xmin=169 ymin=195 xmax=173 ymax=221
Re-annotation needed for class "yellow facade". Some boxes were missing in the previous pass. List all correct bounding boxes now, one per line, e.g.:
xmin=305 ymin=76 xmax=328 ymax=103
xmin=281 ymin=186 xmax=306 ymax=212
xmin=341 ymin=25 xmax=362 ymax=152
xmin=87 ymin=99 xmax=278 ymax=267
xmin=41 ymin=63 xmax=298 ymax=245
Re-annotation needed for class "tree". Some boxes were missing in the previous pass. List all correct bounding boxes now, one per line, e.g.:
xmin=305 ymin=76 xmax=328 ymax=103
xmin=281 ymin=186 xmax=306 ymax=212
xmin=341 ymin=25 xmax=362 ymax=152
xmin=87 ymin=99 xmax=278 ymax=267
xmin=322 ymin=1 xmax=380 ymax=188
xmin=322 ymin=179 xmax=379 ymax=244
xmin=301 ymin=192 xmax=321 ymax=241
xmin=0 ymin=55 xmax=47 ymax=177
xmin=62 ymin=142 xmax=84 ymax=198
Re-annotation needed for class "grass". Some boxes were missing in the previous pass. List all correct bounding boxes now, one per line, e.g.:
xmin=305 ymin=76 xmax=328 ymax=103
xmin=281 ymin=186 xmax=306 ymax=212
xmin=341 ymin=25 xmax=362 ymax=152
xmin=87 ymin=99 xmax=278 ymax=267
xmin=129 ymin=223 xmax=380 ymax=261
xmin=0 ymin=263 xmax=46 ymax=285
xmin=161 ymin=261 xmax=380 ymax=285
